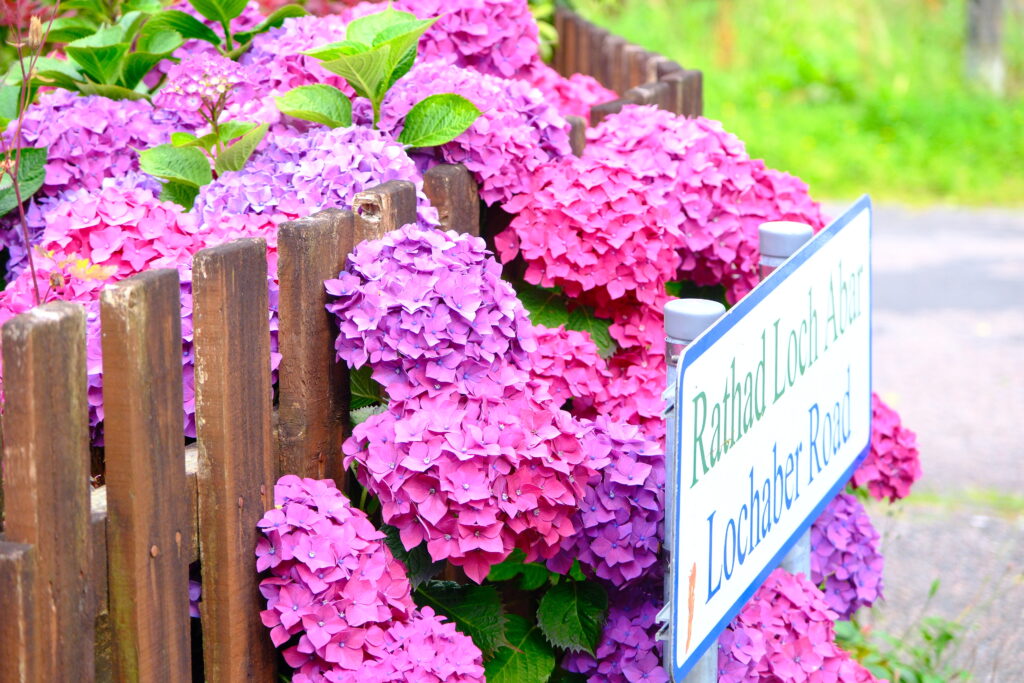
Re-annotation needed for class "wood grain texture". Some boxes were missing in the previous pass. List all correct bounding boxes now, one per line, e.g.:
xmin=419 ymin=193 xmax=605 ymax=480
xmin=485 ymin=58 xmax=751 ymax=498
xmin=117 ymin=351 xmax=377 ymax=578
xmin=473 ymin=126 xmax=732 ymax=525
xmin=277 ymin=209 xmax=354 ymax=483
xmin=553 ymin=7 xmax=570 ymax=75
xmin=0 ymin=541 xmax=37 ymax=683
xmin=682 ymin=69 xmax=704 ymax=117
xmin=1 ymin=302 xmax=94 ymax=681
xmin=575 ymin=17 xmax=592 ymax=77
xmin=101 ymin=269 xmax=191 ymax=681
xmin=193 ymin=240 xmax=276 ymax=682
xmin=587 ymin=26 xmax=610 ymax=87
xmin=603 ymin=34 xmax=627 ymax=93
xmin=423 ymin=164 xmax=480 ymax=236
xmin=353 ymin=180 xmax=418 ymax=243
xmin=566 ymin=116 xmax=587 ymax=156
xmin=660 ymin=71 xmax=686 ymax=116
xmin=561 ymin=11 xmax=578 ymax=76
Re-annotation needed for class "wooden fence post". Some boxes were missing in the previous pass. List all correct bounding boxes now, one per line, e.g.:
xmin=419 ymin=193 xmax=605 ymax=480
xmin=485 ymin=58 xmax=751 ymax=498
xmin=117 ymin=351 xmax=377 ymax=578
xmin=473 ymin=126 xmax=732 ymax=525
xmin=566 ymin=116 xmax=588 ymax=156
xmin=1 ymin=302 xmax=94 ymax=681
xmin=193 ymin=239 xmax=276 ymax=682
xmin=0 ymin=541 xmax=38 ymax=683
xmin=101 ymin=269 xmax=191 ymax=681
xmin=682 ymin=70 xmax=704 ymax=117
xmin=277 ymin=209 xmax=355 ymax=484
xmin=353 ymin=180 xmax=418 ymax=243
xmin=424 ymin=164 xmax=481 ymax=236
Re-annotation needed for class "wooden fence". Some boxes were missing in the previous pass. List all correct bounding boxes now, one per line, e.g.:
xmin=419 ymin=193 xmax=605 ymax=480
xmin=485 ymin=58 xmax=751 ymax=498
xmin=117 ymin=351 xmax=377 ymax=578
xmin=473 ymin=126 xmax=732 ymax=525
xmin=0 ymin=21 xmax=704 ymax=681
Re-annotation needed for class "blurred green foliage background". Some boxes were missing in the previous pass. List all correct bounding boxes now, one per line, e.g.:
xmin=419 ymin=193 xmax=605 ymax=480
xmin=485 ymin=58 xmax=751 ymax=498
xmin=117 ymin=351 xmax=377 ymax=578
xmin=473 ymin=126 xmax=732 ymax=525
xmin=575 ymin=0 xmax=1024 ymax=205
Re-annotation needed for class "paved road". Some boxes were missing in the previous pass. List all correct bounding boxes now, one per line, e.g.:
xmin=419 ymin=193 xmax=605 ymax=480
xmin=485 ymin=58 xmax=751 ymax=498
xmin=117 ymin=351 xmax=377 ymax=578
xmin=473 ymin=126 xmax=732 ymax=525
xmin=827 ymin=202 xmax=1024 ymax=680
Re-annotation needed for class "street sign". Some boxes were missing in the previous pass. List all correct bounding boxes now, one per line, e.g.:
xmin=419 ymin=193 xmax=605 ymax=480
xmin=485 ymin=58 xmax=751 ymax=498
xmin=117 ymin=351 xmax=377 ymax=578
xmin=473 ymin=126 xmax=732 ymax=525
xmin=670 ymin=196 xmax=873 ymax=679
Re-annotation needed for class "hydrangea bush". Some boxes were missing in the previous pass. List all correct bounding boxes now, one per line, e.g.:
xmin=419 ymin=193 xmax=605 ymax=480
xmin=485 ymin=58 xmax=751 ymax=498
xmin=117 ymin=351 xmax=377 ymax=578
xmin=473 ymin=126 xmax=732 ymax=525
xmin=811 ymin=493 xmax=885 ymax=620
xmin=853 ymin=393 xmax=922 ymax=502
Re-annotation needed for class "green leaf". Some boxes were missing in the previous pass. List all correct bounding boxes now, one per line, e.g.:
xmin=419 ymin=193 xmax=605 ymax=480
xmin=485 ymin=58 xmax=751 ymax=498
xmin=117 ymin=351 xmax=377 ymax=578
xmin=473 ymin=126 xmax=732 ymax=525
xmin=349 ymin=365 xmax=383 ymax=410
xmin=318 ymin=45 xmax=391 ymax=101
xmin=116 ymin=10 xmax=150 ymax=42
xmin=516 ymin=283 xmax=570 ymax=329
xmin=187 ymin=0 xmax=248 ymax=26
xmin=536 ymin=580 xmax=608 ymax=655
xmin=372 ymin=17 xmax=436 ymax=82
xmin=65 ymin=42 xmax=129 ymax=84
xmin=568 ymin=560 xmax=586 ymax=582
xmin=275 ymin=85 xmax=352 ymax=129
xmin=159 ymin=180 xmax=200 ymax=209
xmin=76 ymin=81 xmax=149 ymax=100
xmin=70 ymin=22 xmax=127 ymax=47
xmin=0 ymin=86 xmax=20 ymax=122
xmin=484 ymin=615 xmax=556 ymax=683
xmin=381 ymin=525 xmax=445 ymax=589
xmin=140 ymin=144 xmax=212 ymax=188
xmin=397 ymin=93 xmax=480 ymax=148
xmin=121 ymin=32 xmax=184 ymax=89
xmin=171 ymin=132 xmax=200 ymax=147
xmin=414 ymin=581 xmax=510 ymax=657
xmin=349 ymin=404 xmax=386 ymax=426
xmin=144 ymin=10 xmax=222 ymax=46
xmin=217 ymin=120 xmax=258 ymax=142
xmin=0 ymin=148 xmax=47 ymax=217
xmin=124 ymin=0 xmax=164 ymax=12
xmin=301 ymin=40 xmax=369 ymax=61
xmin=46 ymin=17 xmax=97 ymax=43
xmin=233 ymin=5 xmax=308 ymax=44
xmin=214 ymin=122 xmax=269 ymax=175
xmin=566 ymin=306 xmax=616 ymax=358
xmin=345 ymin=7 xmax=418 ymax=45
xmin=486 ymin=549 xmax=553 ymax=591
xmin=19 ymin=57 xmax=82 ymax=87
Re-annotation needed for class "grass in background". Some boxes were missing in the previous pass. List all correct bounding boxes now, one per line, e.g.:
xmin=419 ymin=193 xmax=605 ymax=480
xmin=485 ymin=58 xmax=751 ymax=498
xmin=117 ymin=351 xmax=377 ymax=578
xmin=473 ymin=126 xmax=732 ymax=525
xmin=575 ymin=0 xmax=1024 ymax=206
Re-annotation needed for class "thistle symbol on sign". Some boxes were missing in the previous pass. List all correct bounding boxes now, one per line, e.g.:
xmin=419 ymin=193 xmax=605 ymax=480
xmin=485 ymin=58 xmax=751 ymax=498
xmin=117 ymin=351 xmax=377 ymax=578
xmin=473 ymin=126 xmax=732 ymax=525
xmin=686 ymin=562 xmax=697 ymax=652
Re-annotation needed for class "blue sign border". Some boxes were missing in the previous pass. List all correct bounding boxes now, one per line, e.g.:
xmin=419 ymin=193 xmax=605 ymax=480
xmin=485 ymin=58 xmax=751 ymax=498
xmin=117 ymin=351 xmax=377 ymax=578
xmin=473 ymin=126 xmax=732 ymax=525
xmin=671 ymin=195 xmax=874 ymax=679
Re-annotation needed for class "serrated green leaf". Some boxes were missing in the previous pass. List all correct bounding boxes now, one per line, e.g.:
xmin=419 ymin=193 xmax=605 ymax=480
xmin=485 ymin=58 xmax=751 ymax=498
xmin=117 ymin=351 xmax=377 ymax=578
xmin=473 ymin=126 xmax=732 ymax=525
xmin=144 ymin=10 xmax=222 ymax=46
xmin=484 ymin=615 xmax=556 ymax=683
xmin=217 ymin=120 xmax=258 ymax=142
xmin=170 ymin=132 xmax=200 ymax=147
xmin=66 ymin=42 xmax=129 ymax=84
xmin=397 ymin=93 xmax=480 ymax=148
xmin=233 ymin=5 xmax=307 ymax=44
xmin=346 ymin=8 xmax=418 ymax=45
xmin=159 ymin=180 xmax=200 ymax=209
xmin=415 ymin=581 xmax=510 ymax=657
xmin=116 ymin=10 xmax=150 ymax=42
xmin=301 ymin=40 xmax=369 ymax=61
xmin=0 ymin=148 xmax=47 ymax=217
xmin=46 ymin=17 xmax=97 ymax=43
xmin=319 ymin=45 xmax=391 ymax=101
xmin=349 ymin=365 xmax=383 ymax=410
xmin=566 ymin=306 xmax=616 ymax=358
xmin=536 ymin=580 xmax=607 ymax=655
xmin=188 ymin=0 xmax=248 ymax=25
xmin=121 ymin=32 xmax=183 ymax=89
xmin=373 ymin=17 xmax=436 ymax=85
xmin=486 ymin=549 xmax=553 ymax=591
xmin=140 ymin=144 xmax=212 ymax=188
xmin=76 ymin=81 xmax=150 ymax=100
xmin=381 ymin=525 xmax=445 ymax=589
xmin=213 ymin=122 xmax=268 ymax=175
xmin=349 ymin=404 xmax=386 ymax=426
xmin=275 ymin=85 xmax=352 ymax=128
xmin=516 ymin=283 xmax=571 ymax=329
xmin=70 ymin=23 xmax=127 ymax=47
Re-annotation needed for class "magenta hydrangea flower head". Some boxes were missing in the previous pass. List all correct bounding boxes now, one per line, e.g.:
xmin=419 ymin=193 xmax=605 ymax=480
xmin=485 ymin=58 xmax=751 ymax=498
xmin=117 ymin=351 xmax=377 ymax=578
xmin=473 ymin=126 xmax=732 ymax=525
xmin=852 ymin=393 xmax=922 ymax=502
xmin=2 ymin=90 xmax=176 ymax=200
xmin=520 ymin=62 xmax=618 ymax=120
xmin=154 ymin=52 xmax=256 ymax=128
xmin=549 ymin=417 xmax=665 ymax=586
xmin=563 ymin=580 xmax=669 ymax=683
xmin=810 ymin=492 xmax=884 ymax=620
xmin=256 ymin=475 xmax=417 ymax=673
xmin=193 ymin=125 xmax=437 ymax=274
xmin=527 ymin=324 xmax=609 ymax=415
xmin=718 ymin=568 xmax=879 ymax=682
xmin=325 ymin=224 xmax=535 ymax=402
xmin=390 ymin=0 xmax=542 ymax=79
xmin=370 ymin=60 xmax=572 ymax=206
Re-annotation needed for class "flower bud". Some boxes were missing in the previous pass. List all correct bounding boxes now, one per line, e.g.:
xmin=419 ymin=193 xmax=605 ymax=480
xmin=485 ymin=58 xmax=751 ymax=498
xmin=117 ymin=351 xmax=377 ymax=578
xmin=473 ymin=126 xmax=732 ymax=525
xmin=28 ymin=16 xmax=43 ymax=50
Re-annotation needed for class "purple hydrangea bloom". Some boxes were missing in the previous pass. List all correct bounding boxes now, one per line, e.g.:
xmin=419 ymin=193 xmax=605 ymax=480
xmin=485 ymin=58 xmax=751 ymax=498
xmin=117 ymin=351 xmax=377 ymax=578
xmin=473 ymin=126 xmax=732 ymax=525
xmin=153 ymin=52 xmax=258 ymax=128
xmin=370 ymin=60 xmax=572 ymax=206
xmin=193 ymin=126 xmax=438 ymax=275
xmin=810 ymin=492 xmax=885 ymax=620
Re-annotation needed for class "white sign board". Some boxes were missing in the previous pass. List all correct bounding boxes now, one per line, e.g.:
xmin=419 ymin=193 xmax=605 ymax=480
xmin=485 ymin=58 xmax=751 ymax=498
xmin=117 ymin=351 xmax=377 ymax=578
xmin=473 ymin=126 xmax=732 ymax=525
xmin=670 ymin=197 xmax=873 ymax=679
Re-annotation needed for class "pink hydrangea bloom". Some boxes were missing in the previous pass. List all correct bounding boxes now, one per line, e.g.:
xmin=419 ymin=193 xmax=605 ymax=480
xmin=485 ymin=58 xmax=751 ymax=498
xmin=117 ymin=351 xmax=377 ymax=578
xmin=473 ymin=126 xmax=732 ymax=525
xmin=371 ymin=60 xmax=572 ymax=206
xmin=153 ymin=52 xmax=258 ymax=128
xmin=391 ymin=0 xmax=542 ymax=80
xmin=563 ymin=581 xmax=669 ymax=683
xmin=527 ymin=324 xmax=609 ymax=413
xmin=194 ymin=126 xmax=437 ymax=275
xmin=852 ymin=394 xmax=922 ymax=502
xmin=811 ymin=493 xmax=885 ymax=620
xmin=718 ymin=569 xmax=879 ymax=682
xmin=520 ymin=62 xmax=618 ymax=120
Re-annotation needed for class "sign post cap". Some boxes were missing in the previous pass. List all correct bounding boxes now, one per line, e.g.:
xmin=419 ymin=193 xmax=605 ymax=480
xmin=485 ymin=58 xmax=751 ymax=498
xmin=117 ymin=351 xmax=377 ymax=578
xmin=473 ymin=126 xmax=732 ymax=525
xmin=663 ymin=298 xmax=725 ymax=342
xmin=759 ymin=221 xmax=814 ymax=259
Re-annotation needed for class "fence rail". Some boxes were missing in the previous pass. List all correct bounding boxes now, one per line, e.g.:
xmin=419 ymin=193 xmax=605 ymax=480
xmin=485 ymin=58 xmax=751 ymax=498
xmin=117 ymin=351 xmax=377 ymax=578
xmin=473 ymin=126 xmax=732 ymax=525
xmin=0 ymin=19 xmax=703 ymax=679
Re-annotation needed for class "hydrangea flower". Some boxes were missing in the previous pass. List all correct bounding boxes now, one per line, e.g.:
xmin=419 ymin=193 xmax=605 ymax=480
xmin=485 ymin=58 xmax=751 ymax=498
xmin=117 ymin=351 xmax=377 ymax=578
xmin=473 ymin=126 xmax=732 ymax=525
xmin=526 ymin=324 xmax=609 ymax=414
xmin=520 ymin=63 xmax=618 ymax=120
xmin=257 ymin=475 xmax=416 ymax=672
xmin=852 ymin=393 xmax=922 ymax=502
xmin=189 ymin=579 xmax=202 ymax=619
xmin=153 ymin=52 xmax=257 ymax=128
xmin=548 ymin=417 xmax=664 ymax=586
xmin=371 ymin=60 xmax=572 ymax=206
xmin=718 ymin=568 xmax=878 ymax=682
xmin=563 ymin=580 xmax=669 ymax=682
xmin=193 ymin=125 xmax=438 ymax=275
xmin=325 ymin=224 xmax=535 ymax=403
xmin=391 ymin=0 xmax=542 ymax=80
xmin=810 ymin=493 xmax=884 ymax=620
